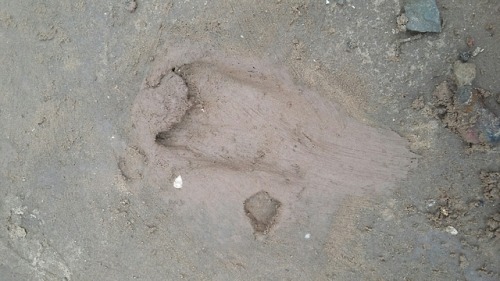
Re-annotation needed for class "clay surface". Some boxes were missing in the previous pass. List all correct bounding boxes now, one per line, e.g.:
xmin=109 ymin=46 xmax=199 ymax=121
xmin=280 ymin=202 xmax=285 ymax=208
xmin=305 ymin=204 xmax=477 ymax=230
xmin=2 ymin=1 xmax=498 ymax=280
xmin=126 ymin=48 xmax=416 ymax=262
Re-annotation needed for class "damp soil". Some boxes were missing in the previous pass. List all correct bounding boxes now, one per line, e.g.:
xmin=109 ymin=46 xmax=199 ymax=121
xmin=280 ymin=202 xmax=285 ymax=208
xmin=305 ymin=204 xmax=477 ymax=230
xmin=1 ymin=1 xmax=499 ymax=280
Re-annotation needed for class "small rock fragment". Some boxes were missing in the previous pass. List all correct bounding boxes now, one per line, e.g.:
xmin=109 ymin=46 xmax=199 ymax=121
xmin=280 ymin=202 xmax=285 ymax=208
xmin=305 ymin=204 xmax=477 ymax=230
xmin=440 ymin=207 xmax=449 ymax=217
xmin=477 ymin=107 xmax=500 ymax=144
xmin=459 ymin=51 xmax=471 ymax=63
xmin=404 ymin=0 xmax=441 ymax=33
xmin=455 ymin=86 xmax=473 ymax=105
xmin=173 ymin=175 xmax=183 ymax=189
xmin=453 ymin=61 xmax=476 ymax=87
xmin=445 ymin=226 xmax=458 ymax=235
xmin=471 ymin=47 xmax=484 ymax=57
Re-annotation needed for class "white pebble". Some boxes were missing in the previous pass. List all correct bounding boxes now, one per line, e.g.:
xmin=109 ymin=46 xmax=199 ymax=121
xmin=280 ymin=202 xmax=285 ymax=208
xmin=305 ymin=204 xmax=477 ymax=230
xmin=173 ymin=175 xmax=183 ymax=189
xmin=445 ymin=226 xmax=458 ymax=235
xmin=304 ymin=233 xmax=311 ymax=239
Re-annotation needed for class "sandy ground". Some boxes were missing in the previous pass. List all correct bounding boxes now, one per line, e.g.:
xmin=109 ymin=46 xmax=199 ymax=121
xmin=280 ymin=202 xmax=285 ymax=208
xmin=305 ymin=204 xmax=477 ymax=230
xmin=1 ymin=1 xmax=499 ymax=280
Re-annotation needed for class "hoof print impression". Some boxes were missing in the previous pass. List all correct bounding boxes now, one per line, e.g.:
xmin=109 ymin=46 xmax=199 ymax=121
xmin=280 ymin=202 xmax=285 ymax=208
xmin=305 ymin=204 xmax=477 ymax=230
xmin=244 ymin=191 xmax=281 ymax=235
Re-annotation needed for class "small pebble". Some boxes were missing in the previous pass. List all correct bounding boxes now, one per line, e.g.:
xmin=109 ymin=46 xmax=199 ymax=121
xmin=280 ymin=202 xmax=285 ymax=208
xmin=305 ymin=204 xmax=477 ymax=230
xmin=173 ymin=175 xmax=183 ymax=189
xmin=456 ymin=86 xmax=473 ymax=105
xmin=445 ymin=226 xmax=458 ymax=235
xmin=459 ymin=51 xmax=471 ymax=62
xmin=471 ymin=47 xmax=484 ymax=57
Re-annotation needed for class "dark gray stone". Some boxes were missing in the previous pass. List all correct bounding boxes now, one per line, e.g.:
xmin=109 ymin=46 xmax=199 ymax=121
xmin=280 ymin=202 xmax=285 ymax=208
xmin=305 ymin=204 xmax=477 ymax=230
xmin=459 ymin=51 xmax=471 ymax=63
xmin=456 ymin=86 xmax=473 ymax=105
xmin=404 ymin=0 xmax=442 ymax=33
